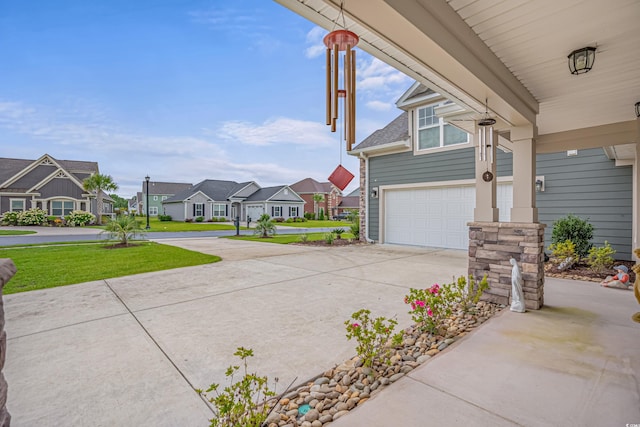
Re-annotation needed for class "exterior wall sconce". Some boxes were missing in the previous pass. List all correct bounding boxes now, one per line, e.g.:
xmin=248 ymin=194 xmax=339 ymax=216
xmin=535 ymin=177 xmax=545 ymax=192
xmin=568 ymin=47 xmax=596 ymax=75
xmin=370 ymin=187 xmax=378 ymax=199
xmin=635 ymin=101 xmax=640 ymax=118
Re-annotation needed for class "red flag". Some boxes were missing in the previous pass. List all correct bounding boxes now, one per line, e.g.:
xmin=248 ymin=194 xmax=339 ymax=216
xmin=328 ymin=164 xmax=354 ymax=191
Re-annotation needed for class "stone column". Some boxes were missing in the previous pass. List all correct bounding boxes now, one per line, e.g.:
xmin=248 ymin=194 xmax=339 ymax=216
xmin=510 ymin=125 xmax=539 ymax=223
xmin=468 ymin=222 xmax=546 ymax=310
xmin=0 ymin=259 xmax=16 ymax=426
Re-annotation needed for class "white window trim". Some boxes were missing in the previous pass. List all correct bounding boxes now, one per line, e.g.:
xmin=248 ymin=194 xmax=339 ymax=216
xmin=213 ymin=203 xmax=226 ymax=217
xmin=149 ymin=206 xmax=159 ymax=216
xmin=51 ymin=199 xmax=75 ymax=216
xmin=153 ymin=195 xmax=158 ymax=201
xmin=10 ymin=198 xmax=25 ymax=212
xmin=273 ymin=206 xmax=282 ymax=217
xmin=194 ymin=203 xmax=205 ymax=217
xmin=413 ymin=103 xmax=470 ymax=156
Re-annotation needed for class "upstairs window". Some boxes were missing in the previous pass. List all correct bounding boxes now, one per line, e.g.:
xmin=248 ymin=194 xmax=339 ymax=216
xmin=417 ymin=103 xmax=468 ymax=151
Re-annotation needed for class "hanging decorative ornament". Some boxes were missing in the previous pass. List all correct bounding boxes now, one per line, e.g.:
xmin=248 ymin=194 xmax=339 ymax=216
xmin=477 ymin=98 xmax=496 ymax=164
xmin=324 ymin=3 xmax=358 ymax=152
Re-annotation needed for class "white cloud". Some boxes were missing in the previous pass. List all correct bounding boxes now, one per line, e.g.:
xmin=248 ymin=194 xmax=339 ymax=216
xmin=304 ymin=26 xmax=326 ymax=58
xmin=217 ymin=117 xmax=334 ymax=147
xmin=365 ymin=100 xmax=393 ymax=111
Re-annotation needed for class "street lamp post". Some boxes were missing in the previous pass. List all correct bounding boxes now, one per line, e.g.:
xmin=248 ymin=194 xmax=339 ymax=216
xmin=145 ymin=175 xmax=150 ymax=230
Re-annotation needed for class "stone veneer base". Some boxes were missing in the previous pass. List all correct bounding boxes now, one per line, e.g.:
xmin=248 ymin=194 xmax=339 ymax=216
xmin=468 ymin=222 xmax=546 ymax=310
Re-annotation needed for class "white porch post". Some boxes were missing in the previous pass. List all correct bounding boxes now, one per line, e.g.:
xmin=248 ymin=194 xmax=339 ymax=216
xmin=183 ymin=202 xmax=188 ymax=219
xmin=510 ymin=125 xmax=539 ymax=223
xmin=474 ymin=122 xmax=498 ymax=222
xmin=633 ymin=122 xmax=640 ymax=261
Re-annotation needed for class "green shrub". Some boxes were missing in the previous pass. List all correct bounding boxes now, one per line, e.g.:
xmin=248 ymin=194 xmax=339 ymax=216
xmin=285 ymin=218 xmax=294 ymax=223
xmin=65 ymin=210 xmax=96 ymax=226
xmin=195 ymin=216 xmax=204 ymax=222
xmin=345 ymin=309 xmax=403 ymax=368
xmin=586 ymin=241 xmax=616 ymax=273
xmin=198 ymin=347 xmax=277 ymax=427
xmin=324 ymin=232 xmax=335 ymax=244
xmin=18 ymin=208 xmax=48 ymax=226
xmin=1 ymin=211 xmax=20 ymax=226
xmin=304 ymin=212 xmax=315 ymax=220
xmin=298 ymin=234 xmax=309 ymax=243
xmin=318 ymin=208 xmax=325 ymax=220
xmin=158 ymin=214 xmax=172 ymax=221
xmin=551 ymin=214 xmax=593 ymax=257
xmin=350 ymin=215 xmax=360 ymax=240
xmin=273 ymin=217 xmax=284 ymax=223
xmin=333 ymin=228 xmax=345 ymax=239
xmin=548 ymin=239 xmax=576 ymax=264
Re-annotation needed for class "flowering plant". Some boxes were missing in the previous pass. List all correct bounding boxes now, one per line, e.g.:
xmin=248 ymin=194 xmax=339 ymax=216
xmin=345 ymin=309 xmax=403 ymax=368
xmin=17 ymin=208 xmax=48 ymax=226
xmin=451 ymin=274 xmax=489 ymax=313
xmin=404 ymin=282 xmax=457 ymax=334
xmin=65 ymin=210 xmax=96 ymax=226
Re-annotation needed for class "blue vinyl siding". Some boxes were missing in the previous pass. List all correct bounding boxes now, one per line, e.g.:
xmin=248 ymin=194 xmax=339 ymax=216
xmin=367 ymin=147 xmax=632 ymax=260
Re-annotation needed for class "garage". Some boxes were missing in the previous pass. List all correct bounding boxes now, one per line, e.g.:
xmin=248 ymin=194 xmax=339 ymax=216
xmin=383 ymin=183 xmax=512 ymax=249
xmin=246 ymin=205 xmax=264 ymax=222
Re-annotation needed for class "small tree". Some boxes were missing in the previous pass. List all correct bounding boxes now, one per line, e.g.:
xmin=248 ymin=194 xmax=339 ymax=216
xmin=312 ymin=193 xmax=325 ymax=219
xmin=101 ymin=215 xmax=145 ymax=245
xmin=83 ymin=173 xmax=118 ymax=224
xmin=254 ymin=214 xmax=276 ymax=238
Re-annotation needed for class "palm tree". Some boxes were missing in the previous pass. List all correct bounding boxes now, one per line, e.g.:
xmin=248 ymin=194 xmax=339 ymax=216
xmin=254 ymin=214 xmax=276 ymax=238
xmin=312 ymin=193 xmax=325 ymax=219
xmin=83 ymin=173 xmax=118 ymax=224
xmin=101 ymin=215 xmax=145 ymax=245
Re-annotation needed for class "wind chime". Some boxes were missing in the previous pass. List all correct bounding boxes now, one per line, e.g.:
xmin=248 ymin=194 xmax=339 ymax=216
xmin=478 ymin=99 xmax=496 ymax=182
xmin=324 ymin=2 xmax=357 ymax=191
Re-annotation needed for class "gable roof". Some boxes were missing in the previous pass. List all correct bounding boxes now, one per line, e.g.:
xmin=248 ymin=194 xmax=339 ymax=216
xmin=345 ymin=187 xmax=360 ymax=197
xmin=290 ymin=177 xmax=334 ymax=194
xmin=0 ymin=154 xmax=98 ymax=192
xmin=143 ymin=181 xmax=193 ymax=195
xmin=339 ymin=196 xmax=359 ymax=209
xmin=164 ymin=179 xmax=249 ymax=203
xmin=395 ymin=82 xmax=439 ymax=109
xmin=244 ymin=185 xmax=304 ymax=203
xmin=351 ymin=113 xmax=409 ymax=152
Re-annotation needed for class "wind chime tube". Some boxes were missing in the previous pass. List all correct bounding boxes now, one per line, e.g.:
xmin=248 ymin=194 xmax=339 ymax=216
xmin=326 ymin=48 xmax=332 ymax=126
xmin=489 ymin=126 xmax=494 ymax=165
xmin=349 ymin=49 xmax=356 ymax=150
xmin=345 ymin=45 xmax=351 ymax=143
xmin=331 ymin=43 xmax=339 ymax=133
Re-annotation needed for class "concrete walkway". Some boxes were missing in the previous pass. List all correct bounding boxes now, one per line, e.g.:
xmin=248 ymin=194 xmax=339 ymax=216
xmin=3 ymin=238 xmax=639 ymax=426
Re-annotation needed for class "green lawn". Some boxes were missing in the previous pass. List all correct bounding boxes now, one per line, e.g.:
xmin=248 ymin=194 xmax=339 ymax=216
xmin=277 ymin=220 xmax=351 ymax=228
xmin=0 ymin=229 xmax=36 ymax=236
xmin=95 ymin=216 xmax=238 ymax=232
xmin=224 ymin=232 xmax=356 ymax=244
xmin=0 ymin=242 xmax=220 ymax=294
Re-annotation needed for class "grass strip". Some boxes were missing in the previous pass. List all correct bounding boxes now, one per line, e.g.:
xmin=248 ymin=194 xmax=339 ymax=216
xmin=0 ymin=242 xmax=220 ymax=294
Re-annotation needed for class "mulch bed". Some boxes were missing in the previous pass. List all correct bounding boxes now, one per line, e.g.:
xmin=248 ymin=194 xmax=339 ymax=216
xmin=296 ymin=239 xmax=364 ymax=247
xmin=545 ymin=259 xmax=636 ymax=283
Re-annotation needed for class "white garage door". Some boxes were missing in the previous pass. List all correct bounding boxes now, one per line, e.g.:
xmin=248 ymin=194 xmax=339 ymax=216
xmin=246 ymin=205 xmax=264 ymax=221
xmin=384 ymin=183 xmax=512 ymax=250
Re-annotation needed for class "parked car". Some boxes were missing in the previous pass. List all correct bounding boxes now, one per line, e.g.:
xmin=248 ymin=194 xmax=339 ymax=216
xmin=333 ymin=212 xmax=351 ymax=221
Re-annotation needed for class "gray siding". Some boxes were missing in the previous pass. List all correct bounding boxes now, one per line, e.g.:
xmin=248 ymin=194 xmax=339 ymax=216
xmin=271 ymin=188 xmax=303 ymax=202
xmin=10 ymin=165 xmax=56 ymax=189
xmin=367 ymin=147 xmax=633 ymax=260
xmin=234 ymin=183 xmax=260 ymax=198
xmin=536 ymin=148 xmax=632 ymax=260
xmin=39 ymin=178 xmax=85 ymax=199
xmin=163 ymin=203 xmax=185 ymax=221
xmin=368 ymin=147 xmax=512 ymax=240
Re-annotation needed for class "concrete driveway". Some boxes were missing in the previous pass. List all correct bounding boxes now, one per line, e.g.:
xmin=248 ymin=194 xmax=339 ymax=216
xmin=4 ymin=239 xmax=468 ymax=426
xmin=4 ymin=238 xmax=639 ymax=426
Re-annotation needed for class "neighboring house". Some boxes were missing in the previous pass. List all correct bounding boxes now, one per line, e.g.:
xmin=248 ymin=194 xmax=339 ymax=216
xmin=336 ymin=187 xmax=360 ymax=217
xmin=140 ymin=181 xmax=192 ymax=217
xmin=350 ymin=83 xmax=634 ymax=260
xmin=0 ymin=153 xmax=113 ymax=218
xmin=162 ymin=179 xmax=305 ymax=222
xmin=290 ymin=178 xmax=342 ymax=218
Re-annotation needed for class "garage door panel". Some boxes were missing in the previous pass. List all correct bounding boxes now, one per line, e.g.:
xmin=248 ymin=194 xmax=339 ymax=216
xmin=384 ymin=183 xmax=513 ymax=250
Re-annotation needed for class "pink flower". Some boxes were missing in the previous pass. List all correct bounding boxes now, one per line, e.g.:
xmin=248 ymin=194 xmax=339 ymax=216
xmin=427 ymin=307 xmax=433 ymax=317
xmin=411 ymin=302 xmax=416 ymax=311
xmin=415 ymin=300 xmax=425 ymax=308
xmin=352 ymin=323 xmax=360 ymax=328
xmin=429 ymin=284 xmax=440 ymax=295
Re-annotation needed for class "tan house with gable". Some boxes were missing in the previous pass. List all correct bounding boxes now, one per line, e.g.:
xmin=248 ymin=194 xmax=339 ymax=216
xmin=290 ymin=177 xmax=342 ymax=218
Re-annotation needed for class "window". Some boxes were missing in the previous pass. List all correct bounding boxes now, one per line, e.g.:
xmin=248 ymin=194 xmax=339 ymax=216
xmin=194 ymin=203 xmax=204 ymax=217
xmin=10 ymin=199 xmax=25 ymax=212
xmin=213 ymin=203 xmax=226 ymax=217
xmin=417 ymin=103 xmax=468 ymax=150
xmin=161 ymin=196 xmax=167 ymax=201
xmin=149 ymin=206 xmax=158 ymax=216
xmin=153 ymin=196 xmax=158 ymax=201
xmin=272 ymin=206 xmax=282 ymax=217
xmin=289 ymin=206 xmax=298 ymax=217
xmin=52 ymin=200 xmax=74 ymax=216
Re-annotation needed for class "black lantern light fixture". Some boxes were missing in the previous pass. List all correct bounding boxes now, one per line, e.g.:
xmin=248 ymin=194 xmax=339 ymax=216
xmin=568 ymin=46 xmax=596 ymax=75
xmin=635 ymin=101 xmax=640 ymax=118
xmin=145 ymin=175 xmax=150 ymax=230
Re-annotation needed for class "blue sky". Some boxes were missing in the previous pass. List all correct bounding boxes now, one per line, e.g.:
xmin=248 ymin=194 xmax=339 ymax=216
xmin=0 ymin=0 xmax=411 ymax=198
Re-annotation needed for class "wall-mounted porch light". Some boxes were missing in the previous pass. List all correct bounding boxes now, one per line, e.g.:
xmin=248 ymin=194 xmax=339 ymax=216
xmin=370 ymin=187 xmax=378 ymax=199
xmin=535 ymin=177 xmax=545 ymax=192
xmin=635 ymin=101 xmax=640 ymax=118
xmin=568 ymin=46 xmax=596 ymax=75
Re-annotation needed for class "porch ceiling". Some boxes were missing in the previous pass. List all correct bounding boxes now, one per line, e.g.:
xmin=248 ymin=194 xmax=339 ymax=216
xmin=275 ymin=0 xmax=640 ymax=145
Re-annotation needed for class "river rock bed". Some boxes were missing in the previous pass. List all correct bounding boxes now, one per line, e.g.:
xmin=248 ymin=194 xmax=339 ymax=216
xmin=265 ymin=301 xmax=504 ymax=427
